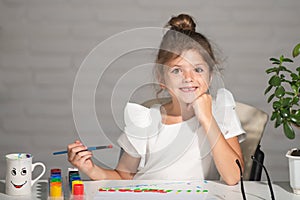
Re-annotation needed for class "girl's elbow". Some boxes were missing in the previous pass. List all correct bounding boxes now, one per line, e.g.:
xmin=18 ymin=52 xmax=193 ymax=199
xmin=224 ymin=176 xmax=240 ymax=186
xmin=223 ymin=169 xmax=242 ymax=186
xmin=224 ymin=157 xmax=244 ymax=185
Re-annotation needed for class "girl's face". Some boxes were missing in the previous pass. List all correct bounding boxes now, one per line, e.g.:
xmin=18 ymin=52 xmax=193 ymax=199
xmin=163 ymin=50 xmax=211 ymax=104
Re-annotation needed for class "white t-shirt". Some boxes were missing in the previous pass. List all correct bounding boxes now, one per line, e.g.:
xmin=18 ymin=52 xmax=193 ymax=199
xmin=117 ymin=88 xmax=245 ymax=180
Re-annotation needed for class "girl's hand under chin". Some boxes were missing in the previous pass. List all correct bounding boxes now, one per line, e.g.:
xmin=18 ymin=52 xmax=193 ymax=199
xmin=187 ymin=89 xmax=213 ymax=127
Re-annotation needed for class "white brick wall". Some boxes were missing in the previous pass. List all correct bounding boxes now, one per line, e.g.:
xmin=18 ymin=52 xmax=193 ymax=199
xmin=0 ymin=0 xmax=300 ymax=181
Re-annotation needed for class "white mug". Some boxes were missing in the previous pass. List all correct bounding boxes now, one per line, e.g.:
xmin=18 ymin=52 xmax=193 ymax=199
xmin=5 ymin=153 xmax=46 ymax=196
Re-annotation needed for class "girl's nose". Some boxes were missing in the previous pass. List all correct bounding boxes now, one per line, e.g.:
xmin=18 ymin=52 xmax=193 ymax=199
xmin=183 ymin=71 xmax=193 ymax=82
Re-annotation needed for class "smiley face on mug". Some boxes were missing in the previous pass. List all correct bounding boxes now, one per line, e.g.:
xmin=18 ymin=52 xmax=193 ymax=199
xmin=10 ymin=167 xmax=28 ymax=189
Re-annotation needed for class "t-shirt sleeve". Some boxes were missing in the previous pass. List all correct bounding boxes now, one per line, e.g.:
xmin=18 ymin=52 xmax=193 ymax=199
xmin=213 ymin=88 xmax=246 ymax=143
xmin=117 ymin=102 xmax=151 ymax=159
xmin=117 ymin=133 xmax=140 ymax=158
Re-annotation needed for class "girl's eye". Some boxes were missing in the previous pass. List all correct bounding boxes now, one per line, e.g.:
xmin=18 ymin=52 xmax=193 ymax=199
xmin=194 ymin=67 xmax=203 ymax=73
xmin=21 ymin=168 xmax=27 ymax=176
xmin=171 ymin=68 xmax=181 ymax=74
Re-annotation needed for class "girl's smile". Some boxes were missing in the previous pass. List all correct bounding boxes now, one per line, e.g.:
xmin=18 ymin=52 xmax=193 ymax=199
xmin=179 ymin=86 xmax=198 ymax=92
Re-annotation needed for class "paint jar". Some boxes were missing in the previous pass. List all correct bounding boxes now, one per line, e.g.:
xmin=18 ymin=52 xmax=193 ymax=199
xmin=49 ymin=168 xmax=63 ymax=198
xmin=50 ymin=182 xmax=62 ymax=197
xmin=70 ymin=183 xmax=85 ymax=200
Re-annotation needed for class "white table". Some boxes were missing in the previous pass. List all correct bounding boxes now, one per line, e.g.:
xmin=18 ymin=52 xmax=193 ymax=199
xmin=85 ymin=180 xmax=300 ymax=200
xmin=0 ymin=180 xmax=299 ymax=200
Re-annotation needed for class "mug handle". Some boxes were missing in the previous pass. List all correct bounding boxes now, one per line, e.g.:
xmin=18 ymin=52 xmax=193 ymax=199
xmin=31 ymin=162 xmax=46 ymax=186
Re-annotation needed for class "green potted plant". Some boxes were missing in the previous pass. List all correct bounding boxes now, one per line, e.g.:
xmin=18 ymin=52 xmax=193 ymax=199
xmin=264 ymin=43 xmax=300 ymax=139
xmin=264 ymin=43 xmax=300 ymax=194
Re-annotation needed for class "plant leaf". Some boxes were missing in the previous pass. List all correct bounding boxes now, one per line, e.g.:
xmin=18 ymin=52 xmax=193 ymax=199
xmin=283 ymin=122 xmax=295 ymax=139
xmin=271 ymin=112 xmax=278 ymax=121
xmin=285 ymin=91 xmax=295 ymax=96
xmin=279 ymin=66 xmax=292 ymax=73
xmin=275 ymin=115 xmax=283 ymax=128
xmin=272 ymin=101 xmax=281 ymax=109
xmin=295 ymin=110 xmax=300 ymax=117
xmin=290 ymin=114 xmax=300 ymax=124
xmin=282 ymin=97 xmax=292 ymax=107
xmin=291 ymin=84 xmax=299 ymax=94
xmin=279 ymin=55 xmax=285 ymax=62
xmin=266 ymin=68 xmax=277 ymax=74
xmin=292 ymin=43 xmax=300 ymax=58
xmin=264 ymin=85 xmax=273 ymax=95
xmin=291 ymin=73 xmax=299 ymax=80
xmin=280 ymin=109 xmax=290 ymax=118
xmin=272 ymin=61 xmax=281 ymax=65
xmin=282 ymin=58 xmax=293 ymax=63
xmin=267 ymin=94 xmax=275 ymax=103
xmin=275 ymin=86 xmax=285 ymax=98
xmin=268 ymin=75 xmax=281 ymax=86
xmin=270 ymin=57 xmax=280 ymax=62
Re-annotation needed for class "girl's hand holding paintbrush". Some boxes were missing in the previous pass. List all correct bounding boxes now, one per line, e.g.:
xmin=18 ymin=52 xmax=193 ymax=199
xmin=66 ymin=140 xmax=113 ymax=178
xmin=66 ymin=140 xmax=122 ymax=180
xmin=67 ymin=140 xmax=96 ymax=176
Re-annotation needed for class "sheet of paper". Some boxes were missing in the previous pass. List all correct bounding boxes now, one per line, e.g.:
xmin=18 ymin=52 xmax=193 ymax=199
xmin=93 ymin=192 xmax=214 ymax=200
xmin=92 ymin=180 xmax=229 ymax=200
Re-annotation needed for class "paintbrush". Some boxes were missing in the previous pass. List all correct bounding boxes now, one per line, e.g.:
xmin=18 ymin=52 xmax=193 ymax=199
xmin=53 ymin=144 xmax=113 ymax=155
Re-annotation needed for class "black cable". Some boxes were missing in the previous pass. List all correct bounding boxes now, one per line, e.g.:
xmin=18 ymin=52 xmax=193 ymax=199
xmin=251 ymin=155 xmax=275 ymax=200
xmin=236 ymin=159 xmax=247 ymax=200
xmin=250 ymin=144 xmax=264 ymax=181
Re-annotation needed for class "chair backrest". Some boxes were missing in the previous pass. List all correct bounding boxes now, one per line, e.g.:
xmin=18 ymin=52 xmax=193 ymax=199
xmin=142 ymin=98 xmax=268 ymax=180
xmin=235 ymin=102 xmax=268 ymax=180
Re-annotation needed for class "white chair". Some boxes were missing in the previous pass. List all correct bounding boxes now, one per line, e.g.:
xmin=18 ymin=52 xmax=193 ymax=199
xmin=142 ymin=98 xmax=269 ymax=181
xmin=235 ymin=102 xmax=268 ymax=180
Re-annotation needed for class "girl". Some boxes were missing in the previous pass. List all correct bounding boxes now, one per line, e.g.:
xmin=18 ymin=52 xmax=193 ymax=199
xmin=67 ymin=14 xmax=245 ymax=185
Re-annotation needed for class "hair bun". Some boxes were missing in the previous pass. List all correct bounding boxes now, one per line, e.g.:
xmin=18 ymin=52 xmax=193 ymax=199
xmin=167 ymin=14 xmax=196 ymax=32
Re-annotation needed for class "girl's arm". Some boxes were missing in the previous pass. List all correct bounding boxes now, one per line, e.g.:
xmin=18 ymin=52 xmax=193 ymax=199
xmin=190 ymin=94 xmax=244 ymax=185
xmin=67 ymin=140 xmax=140 ymax=180
xmin=202 ymin=119 xmax=244 ymax=186
xmin=115 ymin=151 xmax=141 ymax=179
